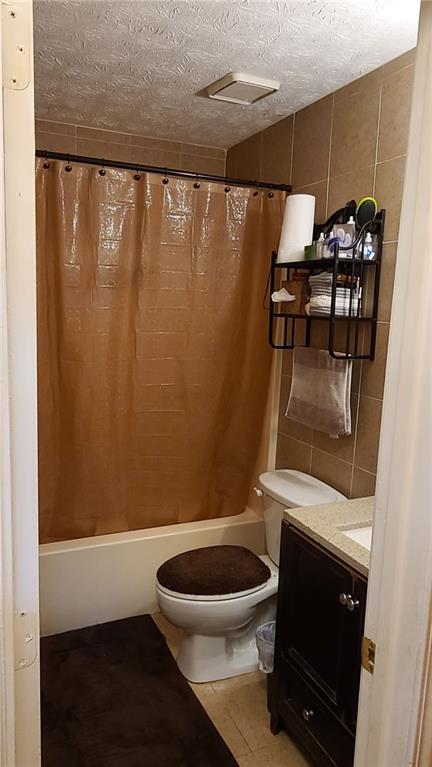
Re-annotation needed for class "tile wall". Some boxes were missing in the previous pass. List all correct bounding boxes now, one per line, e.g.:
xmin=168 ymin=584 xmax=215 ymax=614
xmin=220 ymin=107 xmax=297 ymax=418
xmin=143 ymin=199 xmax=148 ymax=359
xmin=35 ymin=119 xmax=226 ymax=176
xmin=227 ymin=49 xmax=416 ymax=498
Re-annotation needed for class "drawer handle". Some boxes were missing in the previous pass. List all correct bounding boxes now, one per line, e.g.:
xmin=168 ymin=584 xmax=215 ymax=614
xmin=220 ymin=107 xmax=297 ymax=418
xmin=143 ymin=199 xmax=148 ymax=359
xmin=302 ymin=708 xmax=314 ymax=722
xmin=347 ymin=597 xmax=360 ymax=611
xmin=339 ymin=592 xmax=350 ymax=605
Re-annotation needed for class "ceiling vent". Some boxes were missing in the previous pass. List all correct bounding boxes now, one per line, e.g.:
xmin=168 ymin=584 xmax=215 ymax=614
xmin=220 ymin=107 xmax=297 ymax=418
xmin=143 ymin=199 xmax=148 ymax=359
xmin=206 ymin=72 xmax=280 ymax=105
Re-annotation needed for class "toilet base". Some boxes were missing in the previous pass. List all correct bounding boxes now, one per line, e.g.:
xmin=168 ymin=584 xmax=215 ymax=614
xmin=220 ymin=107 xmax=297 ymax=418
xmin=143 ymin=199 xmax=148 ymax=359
xmin=175 ymin=595 xmax=277 ymax=683
xmin=177 ymin=632 xmax=260 ymax=683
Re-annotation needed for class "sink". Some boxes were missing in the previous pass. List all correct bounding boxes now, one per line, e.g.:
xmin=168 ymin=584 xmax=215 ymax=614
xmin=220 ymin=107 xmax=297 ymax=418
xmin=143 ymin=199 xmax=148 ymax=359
xmin=342 ymin=525 xmax=373 ymax=551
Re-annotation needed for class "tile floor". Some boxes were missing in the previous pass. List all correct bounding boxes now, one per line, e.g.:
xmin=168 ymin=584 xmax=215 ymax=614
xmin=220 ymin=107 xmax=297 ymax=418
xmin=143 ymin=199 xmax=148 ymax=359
xmin=153 ymin=614 xmax=311 ymax=767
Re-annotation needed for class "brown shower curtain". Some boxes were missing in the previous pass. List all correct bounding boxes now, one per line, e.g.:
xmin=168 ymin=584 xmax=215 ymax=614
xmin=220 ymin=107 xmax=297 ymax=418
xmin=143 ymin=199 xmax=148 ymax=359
xmin=36 ymin=160 xmax=285 ymax=543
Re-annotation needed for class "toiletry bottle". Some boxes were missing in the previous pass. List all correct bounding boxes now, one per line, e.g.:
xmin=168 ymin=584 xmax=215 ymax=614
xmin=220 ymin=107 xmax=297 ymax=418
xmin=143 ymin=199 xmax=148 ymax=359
xmin=363 ymin=232 xmax=375 ymax=260
xmin=316 ymin=232 xmax=326 ymax=259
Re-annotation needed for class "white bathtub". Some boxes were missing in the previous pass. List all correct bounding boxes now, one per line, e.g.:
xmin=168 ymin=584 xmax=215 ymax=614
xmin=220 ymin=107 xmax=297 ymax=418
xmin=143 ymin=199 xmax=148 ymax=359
xmin=39 ymin=508 xmax=265 ymax=636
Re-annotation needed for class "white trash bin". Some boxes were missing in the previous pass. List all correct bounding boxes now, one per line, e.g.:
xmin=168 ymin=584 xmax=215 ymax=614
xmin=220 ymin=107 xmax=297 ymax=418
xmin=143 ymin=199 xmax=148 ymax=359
xmin=256 ymin=621 xmax=276 ymax=673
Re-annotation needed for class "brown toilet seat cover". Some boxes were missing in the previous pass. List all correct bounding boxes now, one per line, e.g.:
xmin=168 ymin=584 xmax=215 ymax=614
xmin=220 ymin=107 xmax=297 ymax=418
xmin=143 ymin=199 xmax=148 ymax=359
xmin=157 ymin=545 xmax=271 ymax=596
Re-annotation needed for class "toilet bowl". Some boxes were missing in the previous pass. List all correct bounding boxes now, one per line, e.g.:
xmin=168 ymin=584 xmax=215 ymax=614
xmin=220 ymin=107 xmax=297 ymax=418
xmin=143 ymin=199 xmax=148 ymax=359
xmin=156 ymin=470 xmax=346 ymax=683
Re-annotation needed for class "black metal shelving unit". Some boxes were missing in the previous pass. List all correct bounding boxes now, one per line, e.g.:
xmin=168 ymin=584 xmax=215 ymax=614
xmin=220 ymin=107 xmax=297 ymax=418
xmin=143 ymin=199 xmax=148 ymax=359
xmin=268 ymin=210 xmax=385 ymax=360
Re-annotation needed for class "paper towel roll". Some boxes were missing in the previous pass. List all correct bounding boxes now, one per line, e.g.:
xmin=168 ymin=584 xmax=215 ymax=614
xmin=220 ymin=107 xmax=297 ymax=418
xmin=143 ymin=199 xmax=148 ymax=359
xmin=277 ymin=194 xmax=316 ymax=263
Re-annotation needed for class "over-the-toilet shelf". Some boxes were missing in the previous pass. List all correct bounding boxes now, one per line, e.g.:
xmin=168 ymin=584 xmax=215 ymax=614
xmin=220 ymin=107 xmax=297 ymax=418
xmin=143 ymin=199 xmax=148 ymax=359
xmin=268 ymin=210 xmax=385 ymax=361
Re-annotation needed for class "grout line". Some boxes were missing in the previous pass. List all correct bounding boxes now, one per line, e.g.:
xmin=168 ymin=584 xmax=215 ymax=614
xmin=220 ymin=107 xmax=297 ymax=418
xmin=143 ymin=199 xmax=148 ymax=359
xmin=372 ymin=85 xmax=383 ymax=195
xmin=375 ymin=152 xmax=407 ymax=166
xmin=289 ymin=112 xmax=295 ymax=186
xmin=349 ymin=389 xmax=361 ymax=498
xmin=325 ymin=93 xmax=335 ymax=218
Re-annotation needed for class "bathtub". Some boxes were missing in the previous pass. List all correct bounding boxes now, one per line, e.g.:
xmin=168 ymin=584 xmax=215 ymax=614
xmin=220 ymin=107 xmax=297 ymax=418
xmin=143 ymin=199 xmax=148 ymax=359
xmin=39 ymin=508 xmax=265 ymax=636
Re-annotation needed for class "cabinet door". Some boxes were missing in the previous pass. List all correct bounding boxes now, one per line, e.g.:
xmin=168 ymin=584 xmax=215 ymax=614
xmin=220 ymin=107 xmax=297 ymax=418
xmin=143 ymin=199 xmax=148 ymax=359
xmin=276 ymin=524 xmax=353 ymax=713
xmin=342 ymin=576 xmax=367 ymax=732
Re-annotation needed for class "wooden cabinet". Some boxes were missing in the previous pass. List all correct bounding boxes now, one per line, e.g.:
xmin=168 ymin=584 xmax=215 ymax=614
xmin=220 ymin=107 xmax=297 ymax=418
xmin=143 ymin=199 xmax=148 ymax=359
xmin=268 ymin=521 xmax=367 ymax=767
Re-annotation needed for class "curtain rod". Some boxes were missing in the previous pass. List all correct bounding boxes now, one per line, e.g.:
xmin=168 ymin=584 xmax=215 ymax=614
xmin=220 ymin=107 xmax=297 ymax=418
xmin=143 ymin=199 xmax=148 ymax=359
xmin=35 ymin=150 xmax=292 ymax=193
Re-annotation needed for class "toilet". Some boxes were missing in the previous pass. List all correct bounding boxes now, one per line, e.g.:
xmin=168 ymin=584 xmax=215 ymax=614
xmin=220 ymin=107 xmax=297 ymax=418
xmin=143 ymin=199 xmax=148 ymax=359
xmin=156 ymin=470 xmax=346 ymax=683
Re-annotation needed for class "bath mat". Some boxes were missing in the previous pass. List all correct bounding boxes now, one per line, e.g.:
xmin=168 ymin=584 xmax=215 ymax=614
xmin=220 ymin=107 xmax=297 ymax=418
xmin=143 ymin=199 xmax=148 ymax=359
xmin=41 ymin=615 xmax=238 ymax=767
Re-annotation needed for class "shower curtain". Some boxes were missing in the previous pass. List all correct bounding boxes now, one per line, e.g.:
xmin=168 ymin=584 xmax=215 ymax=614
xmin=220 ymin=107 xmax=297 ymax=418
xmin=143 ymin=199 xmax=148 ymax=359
xmin=36 ymin=160 xmax=285 ymax=543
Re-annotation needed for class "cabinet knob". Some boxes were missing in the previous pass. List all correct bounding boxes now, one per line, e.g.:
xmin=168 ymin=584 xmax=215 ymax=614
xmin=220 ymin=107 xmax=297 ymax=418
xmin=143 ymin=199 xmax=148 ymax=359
xmin=339 ymin=592 xmax=349 ymax=605
xmin=302 ymin=708 xmax=314 ymax=722
xmin=347 ymin=597 xmax=360 ymax=611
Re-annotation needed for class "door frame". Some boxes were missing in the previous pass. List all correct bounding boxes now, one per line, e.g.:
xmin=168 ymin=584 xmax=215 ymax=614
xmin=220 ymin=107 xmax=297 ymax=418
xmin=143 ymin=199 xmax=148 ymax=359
xmin=354 ymin=4 xmax=432 ymax=765
xmin=0 ymin=1 xmax=40 ymax=765
xmin=0 ymin=2 xmax=431 ymax=767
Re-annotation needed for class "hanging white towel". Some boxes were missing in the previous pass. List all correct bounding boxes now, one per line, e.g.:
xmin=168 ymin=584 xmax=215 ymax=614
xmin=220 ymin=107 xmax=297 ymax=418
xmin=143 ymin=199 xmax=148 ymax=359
xmin=286 ymin=347 xmax=352 ymax=437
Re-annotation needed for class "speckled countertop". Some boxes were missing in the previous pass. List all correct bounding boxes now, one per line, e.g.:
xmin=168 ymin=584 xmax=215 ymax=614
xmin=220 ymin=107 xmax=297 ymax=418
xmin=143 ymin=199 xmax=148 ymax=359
xmin=284 ymin=496 xmax=374 ymax=577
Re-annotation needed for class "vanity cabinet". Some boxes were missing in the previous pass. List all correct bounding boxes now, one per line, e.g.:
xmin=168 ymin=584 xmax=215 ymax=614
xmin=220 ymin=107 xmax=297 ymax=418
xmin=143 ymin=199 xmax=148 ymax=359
xmin=268 ymin=521 xmax=367 ymax=767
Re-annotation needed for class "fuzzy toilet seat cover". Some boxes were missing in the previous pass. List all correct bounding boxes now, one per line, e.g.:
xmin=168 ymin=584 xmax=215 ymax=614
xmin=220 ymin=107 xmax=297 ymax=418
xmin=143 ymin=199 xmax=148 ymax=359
xmin=156 ymin=545 xmax=271 ymax=597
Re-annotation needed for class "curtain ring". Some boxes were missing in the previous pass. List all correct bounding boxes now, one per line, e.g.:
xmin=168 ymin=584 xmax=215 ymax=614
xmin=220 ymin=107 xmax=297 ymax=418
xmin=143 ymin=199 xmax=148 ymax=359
xmin=43 ymin=150 xmax=50 ymax=169
xmin=65 ymin=154 xmax=72 ymax=173
xmin=99 ymin=159 xmax=106 ymax=177
xmin=268 ymin=191 xmax=274 ymax=198
xmin=193 ymin=173 xmax=200 ymax=189
xmin=224 ymin=180 xmax=231 ymax=193
xmin=134 ymin=165 xmax=141 ymax=181
xmin=162 ymin=168 xmax=169 ymax=185
xmin=253 ymin=181 xmax=259 ymax=197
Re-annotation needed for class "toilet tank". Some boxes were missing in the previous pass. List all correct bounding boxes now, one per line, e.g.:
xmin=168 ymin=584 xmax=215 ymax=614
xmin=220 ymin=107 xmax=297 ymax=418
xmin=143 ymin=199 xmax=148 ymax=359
xmin=258 ymin=470 xmax=347 ymax=566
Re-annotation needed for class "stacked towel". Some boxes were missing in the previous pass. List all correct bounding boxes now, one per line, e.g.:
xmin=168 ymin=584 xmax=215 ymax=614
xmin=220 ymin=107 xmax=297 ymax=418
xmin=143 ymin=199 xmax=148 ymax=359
xmin=286 ymin=347 xmax=352 ymax=437
xmin=308 ymin=272 xmax=360 ymax=317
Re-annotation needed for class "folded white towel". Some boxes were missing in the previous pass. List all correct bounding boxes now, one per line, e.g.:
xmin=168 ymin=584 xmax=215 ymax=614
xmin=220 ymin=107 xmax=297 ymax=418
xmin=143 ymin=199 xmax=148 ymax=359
xmin=286 ymin=347 xmax=352 ymax=436
xmin=271 ymin=287 xmax=296 ymax=303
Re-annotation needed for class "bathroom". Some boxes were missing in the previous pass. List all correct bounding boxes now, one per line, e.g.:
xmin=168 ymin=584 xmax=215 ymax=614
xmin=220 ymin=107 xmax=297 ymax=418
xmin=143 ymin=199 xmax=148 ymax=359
xmin=2 ymin=1 xmax=432 ymax=766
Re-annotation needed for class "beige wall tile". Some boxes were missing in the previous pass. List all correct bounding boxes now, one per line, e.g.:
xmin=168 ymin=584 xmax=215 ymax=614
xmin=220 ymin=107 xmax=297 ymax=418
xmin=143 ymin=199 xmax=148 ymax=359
xmin=35 ymin=119 xmax=76 ymax=136
xmin=351 ymin=467 xmax=376 ymax=498
xmin=276 ymin=434 xmax=311 ymax=473
xmin=76 ymin=126 xmax=131 ymax=145
xmin=261 ymin=116 xmax=293 ymax=185
xmin=312 ymin=393 xmax=359 ymax=463
xmin=327 ymin=166 xmax=374 ymax=215
xmin=361 ymin=322 xmax=390 ymax=399
xmin=281 ymin=349 xmax=293 ymax=376
xmin=36 ymin=131 xmax=77 ymax=154
xmin=293 ymin=180 xmax=327 ymax=223
xmin=354 ymin=395 xmax=383 ymax=473
xmin=130 ymin=144 xmax=181 ymax=168
xmin=76 ymin=138 xmax=132 ymax=163
xmin=180 ymin=143 xmax=225 ymax=160
xmin=278 ymin=412 xmax=313 ymax=445
xmin=292 ymin=95 xmax=332 ymax=187
xmin=278 ymin=375 xmax=291 ymax=419
xmin=331 ymin=87 xmax=380 ymax=177
xmin=378 ymin=242 xmax=397 ymax=321
xmin=130 ymin=134 xmax=181 ymax=152
xmin=181 ymin=154 xmax=226 ymax=175
xmin=378 ymin=66 xmax=414 ymax=162
xmin=226 ymin=132 xmax=262 ymax=182
xmin=374 ymin=156 xmax=406 ymax=241
xmin=310 ymin=449 xmax=352 ymax=497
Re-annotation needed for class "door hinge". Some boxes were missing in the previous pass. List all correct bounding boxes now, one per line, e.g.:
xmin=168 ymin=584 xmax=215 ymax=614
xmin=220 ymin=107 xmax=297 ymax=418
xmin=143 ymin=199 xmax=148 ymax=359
xmin=14 ymin=610 xmax=37 ymax=670
xmin=362 ymin=635 xmax=376 ymax=674
xmin=2 ymin=3 xmax=31 ymax=90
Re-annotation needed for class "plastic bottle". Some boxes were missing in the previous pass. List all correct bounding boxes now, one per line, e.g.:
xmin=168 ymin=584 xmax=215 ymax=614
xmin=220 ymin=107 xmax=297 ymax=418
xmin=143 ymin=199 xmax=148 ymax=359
xmin=363 ymin=232 xmax=375 ymax=260
xmin=316 ymin=232 xmax=326 ymax=259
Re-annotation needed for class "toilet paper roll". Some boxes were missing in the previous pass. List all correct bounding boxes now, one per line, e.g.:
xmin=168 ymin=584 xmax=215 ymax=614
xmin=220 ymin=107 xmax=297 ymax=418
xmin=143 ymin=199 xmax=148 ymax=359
xmin=277 ymin=194 xmax=316 ymax=263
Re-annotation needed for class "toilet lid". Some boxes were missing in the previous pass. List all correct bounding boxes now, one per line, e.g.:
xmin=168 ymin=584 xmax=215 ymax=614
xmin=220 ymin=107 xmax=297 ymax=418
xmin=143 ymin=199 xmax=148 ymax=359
xmin=156 ymin=545 xmax=271 ymax=599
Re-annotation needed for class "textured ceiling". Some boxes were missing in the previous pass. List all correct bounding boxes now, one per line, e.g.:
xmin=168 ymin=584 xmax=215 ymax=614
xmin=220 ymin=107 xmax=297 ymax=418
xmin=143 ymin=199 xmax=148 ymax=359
xmin=34 ymin=0 xmax=420 ymax=149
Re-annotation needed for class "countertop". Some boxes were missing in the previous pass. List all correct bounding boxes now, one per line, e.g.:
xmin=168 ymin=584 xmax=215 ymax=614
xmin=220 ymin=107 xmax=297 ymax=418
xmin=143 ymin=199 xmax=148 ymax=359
xmin=284 ymin=496 xmax=374 ymax=577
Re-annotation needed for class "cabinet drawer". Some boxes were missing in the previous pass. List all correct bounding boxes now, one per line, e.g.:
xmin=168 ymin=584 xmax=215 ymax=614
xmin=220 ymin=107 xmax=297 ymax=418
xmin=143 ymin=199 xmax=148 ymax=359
xmin=279 ymin=660 xmax=355 ymax=767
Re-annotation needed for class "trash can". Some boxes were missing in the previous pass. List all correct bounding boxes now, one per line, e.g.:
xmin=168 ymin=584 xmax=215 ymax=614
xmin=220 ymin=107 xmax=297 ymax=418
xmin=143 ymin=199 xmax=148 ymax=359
xmin=256 ymin=621 xmax=276 ymax=674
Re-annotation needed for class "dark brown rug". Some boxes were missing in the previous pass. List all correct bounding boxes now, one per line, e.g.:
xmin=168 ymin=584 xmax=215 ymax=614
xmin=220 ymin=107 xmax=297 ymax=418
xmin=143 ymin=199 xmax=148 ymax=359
xmin=41 ymin=615 xmax=238 ymax=767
